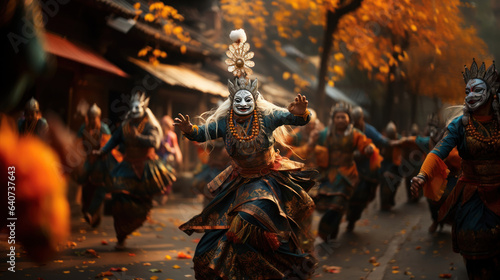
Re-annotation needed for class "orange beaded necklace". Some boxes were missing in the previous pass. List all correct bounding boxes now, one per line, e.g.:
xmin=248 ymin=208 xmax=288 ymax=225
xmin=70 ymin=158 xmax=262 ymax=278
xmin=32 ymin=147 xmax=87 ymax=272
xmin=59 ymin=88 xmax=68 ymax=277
xmin=228 ymin=109 xmax=260 ymax=142
xmin=465 ymin=116 xmax=500 ymax=145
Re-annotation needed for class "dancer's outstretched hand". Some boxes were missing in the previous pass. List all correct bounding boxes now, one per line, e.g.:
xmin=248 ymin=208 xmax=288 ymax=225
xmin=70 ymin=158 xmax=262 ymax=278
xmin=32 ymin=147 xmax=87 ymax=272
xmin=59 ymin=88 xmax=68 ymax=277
xmin=174 ymin=113 xmax=193 ymax=134
xmin=288 ymin=93 xmax=308 ymax=115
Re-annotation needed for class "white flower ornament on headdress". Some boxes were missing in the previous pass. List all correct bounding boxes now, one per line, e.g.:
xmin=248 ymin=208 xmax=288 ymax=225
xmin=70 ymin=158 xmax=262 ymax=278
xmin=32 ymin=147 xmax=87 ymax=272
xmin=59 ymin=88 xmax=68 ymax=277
xmin=225 ymin=29 xmax=255 ymax=77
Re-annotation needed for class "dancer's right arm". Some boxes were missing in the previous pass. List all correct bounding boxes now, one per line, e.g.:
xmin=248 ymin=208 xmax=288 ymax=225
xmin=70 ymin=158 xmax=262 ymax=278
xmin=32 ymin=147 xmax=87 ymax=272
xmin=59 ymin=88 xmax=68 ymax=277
xmin=94 ymin=126 xmax=122 ymax=155
xmin=174 ymin=113 xmax=224 ymax=142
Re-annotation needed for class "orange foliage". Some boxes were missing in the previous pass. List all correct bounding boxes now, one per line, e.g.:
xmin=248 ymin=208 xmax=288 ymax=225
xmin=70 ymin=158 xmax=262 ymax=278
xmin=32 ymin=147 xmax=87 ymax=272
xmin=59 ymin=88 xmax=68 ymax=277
xmin=221 ymin=0 xmax=490 ymax=103
xmin=134 ymin=1 xmax=191 ymax=65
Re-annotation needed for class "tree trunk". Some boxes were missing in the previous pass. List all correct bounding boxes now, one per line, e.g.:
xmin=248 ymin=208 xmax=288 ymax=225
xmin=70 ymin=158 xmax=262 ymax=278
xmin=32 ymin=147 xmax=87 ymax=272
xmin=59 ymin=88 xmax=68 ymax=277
xmin=382 ymin=33 xmax=409 ymax=126
xmin=316 ymin=0 xmax=364 ymax=121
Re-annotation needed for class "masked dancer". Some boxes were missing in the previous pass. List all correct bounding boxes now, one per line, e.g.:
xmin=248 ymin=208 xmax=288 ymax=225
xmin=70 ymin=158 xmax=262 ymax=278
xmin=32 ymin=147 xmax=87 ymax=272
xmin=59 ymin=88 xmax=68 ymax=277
xmin=176 ymin=29 xmax=317 ymax=279
xmin=411 ymin=59 xmax=500 ymax=279
xmin=94 ymin=92 xmax=175 ymax=249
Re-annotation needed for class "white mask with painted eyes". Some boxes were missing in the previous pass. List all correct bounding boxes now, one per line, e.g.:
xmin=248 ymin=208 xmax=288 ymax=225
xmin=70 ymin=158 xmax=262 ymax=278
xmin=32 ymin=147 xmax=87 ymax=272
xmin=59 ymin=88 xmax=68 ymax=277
xmin=130 ymin=100 xmax=145 ymax=118
xmin=232 ymin=90 xmax=255 ymax=116
xmin=465 ymin=78 xmax=490 ymax=111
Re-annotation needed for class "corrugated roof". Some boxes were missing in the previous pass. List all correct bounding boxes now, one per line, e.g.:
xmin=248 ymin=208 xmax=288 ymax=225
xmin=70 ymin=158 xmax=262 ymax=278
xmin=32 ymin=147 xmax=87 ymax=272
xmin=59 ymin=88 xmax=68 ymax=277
xmin=44 ymin=32 xmax=129 ymax=78
xmin=129 ymin=57 xmax=228 ymax=98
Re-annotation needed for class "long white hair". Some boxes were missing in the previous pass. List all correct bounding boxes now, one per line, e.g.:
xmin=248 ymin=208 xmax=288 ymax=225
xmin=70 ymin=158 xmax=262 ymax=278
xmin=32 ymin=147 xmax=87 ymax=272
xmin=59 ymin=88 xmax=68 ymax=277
xmin=198 ymin=93 xmax=294 ymax=151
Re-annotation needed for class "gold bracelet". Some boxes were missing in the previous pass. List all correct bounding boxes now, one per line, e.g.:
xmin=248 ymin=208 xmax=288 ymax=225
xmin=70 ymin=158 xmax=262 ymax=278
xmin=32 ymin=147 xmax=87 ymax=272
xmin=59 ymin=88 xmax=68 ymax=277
xmin=294 ymin=109 xmax=310 ymax=121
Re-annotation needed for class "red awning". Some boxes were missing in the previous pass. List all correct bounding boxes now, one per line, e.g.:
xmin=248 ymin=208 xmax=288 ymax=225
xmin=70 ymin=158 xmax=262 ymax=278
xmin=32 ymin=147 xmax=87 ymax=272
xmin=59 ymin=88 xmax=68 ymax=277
xmin=43 ymin=32 xmax=129 ymax=78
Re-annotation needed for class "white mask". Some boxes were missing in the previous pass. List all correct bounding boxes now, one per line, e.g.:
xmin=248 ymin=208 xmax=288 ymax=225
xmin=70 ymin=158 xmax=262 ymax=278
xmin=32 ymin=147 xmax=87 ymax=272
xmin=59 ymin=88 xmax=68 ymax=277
xmin=465 ymin=78 xmax=490 ymax=111
xmin=232 ymin=90 xmax=255 ymax=116
xmin=130 ymin=100 xmax=145 ymax=118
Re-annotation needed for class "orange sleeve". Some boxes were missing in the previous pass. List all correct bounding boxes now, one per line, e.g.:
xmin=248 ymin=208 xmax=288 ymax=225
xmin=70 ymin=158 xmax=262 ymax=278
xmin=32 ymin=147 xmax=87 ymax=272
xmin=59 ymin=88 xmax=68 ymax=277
xmin=420 ymin=153 xmax=449 ymax=201
xmin=100 ymin=133 xmax=111 ymax=148
xmin=353 ymin=131 xmax=383 ymax=170
xmin=369 ymin=145 xmax=383 ymax=171
xmin=101 ymin=133 xmax=123 ymax=162
xmin=444 ymin=148 xmax=460 ymax=171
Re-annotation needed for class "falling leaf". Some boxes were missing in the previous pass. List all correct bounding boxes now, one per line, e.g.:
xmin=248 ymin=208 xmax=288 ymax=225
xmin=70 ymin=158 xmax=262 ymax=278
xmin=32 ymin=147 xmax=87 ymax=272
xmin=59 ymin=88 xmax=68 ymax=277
xmin=165 ymin=255 xmax=172 ymax=260
xmin=415 ymin=246 xmax=421 ymax=250
xmin=67 ymin=241 xmax=77 ymax=248
xmin=63 ymin=271 xmax=70 ymax=274
xmin=101 ymin=240 xmax=108 ymax=245
xmin=191 ymin=238 xmax=200 ymax=243
xmin=177 ymin=252 xmax=192 ymax=259
xmin=96 ymin=271 xmax=114 ymax=277
xmin=109 ymin=267 xmax=128 ymax=272
xmin=180 ymin=45 xmax=187 ymax=54
xmin=439 ymin=274 xmax=452 ymax=278
xmin=369 ymin=256 xmax=377 ymax=263
xmin=143 ymin=263 xmax=152 ymax=266
xmin=392 ymin=270 xmax=399 ymax=274
xmin=54 ymin=260 xmax=64 ymax=263
xmin=173 ymin=265 xmax=181 ymax=269
xmin=133 ymin=3 xmax=141 ymax=10
xmin=132 ymin=232 xmax=142 ymax=236
xmin=410 ymin=24 xmax=417 ymax=31
xmin=150 ymin=276 xmax=159 ymax=280
xmin=129 ymin=253 xmax=136 ymax=256
xmin=372 ymin=263 xmax=380 ymax=267
xmin=85 ymin=249 xmax=99 ymax=258
xmin=149 ymin=269 xmax=162 ymax=273
xmin=323 ymin=265 xmax=341 ymax=274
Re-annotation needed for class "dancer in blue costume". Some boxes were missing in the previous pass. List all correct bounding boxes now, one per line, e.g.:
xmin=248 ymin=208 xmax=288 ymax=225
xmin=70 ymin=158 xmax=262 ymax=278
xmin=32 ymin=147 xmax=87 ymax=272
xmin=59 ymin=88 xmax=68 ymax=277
xmin=176 ymin=29 xmax=317 ymax=280
xmin=95 ymin=92 xmax=175 ymax=249
xmin=411 ymin=59 xmax=500 ymax=279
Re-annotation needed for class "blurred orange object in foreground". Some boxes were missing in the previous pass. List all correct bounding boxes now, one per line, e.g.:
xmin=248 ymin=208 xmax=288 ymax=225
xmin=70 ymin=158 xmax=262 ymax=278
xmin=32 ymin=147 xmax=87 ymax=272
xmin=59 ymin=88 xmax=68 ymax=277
xmin=0 ymin=116 xmax=69 ymax=263
xmin=177 ymin=251 xmax=193 ymax=259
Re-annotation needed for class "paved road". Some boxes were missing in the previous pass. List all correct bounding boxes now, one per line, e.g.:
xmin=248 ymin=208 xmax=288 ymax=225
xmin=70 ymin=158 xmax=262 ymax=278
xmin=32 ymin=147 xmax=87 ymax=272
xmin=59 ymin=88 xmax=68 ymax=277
xmin=1 ymin=184 xmax=467 ymax=280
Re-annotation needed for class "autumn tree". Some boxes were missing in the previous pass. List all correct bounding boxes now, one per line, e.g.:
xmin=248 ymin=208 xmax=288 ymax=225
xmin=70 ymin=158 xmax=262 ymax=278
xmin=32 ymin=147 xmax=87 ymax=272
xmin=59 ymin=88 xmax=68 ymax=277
xmin=134 ymin=1 xmax=192 ymax=65
xmin=221 ymin=0 xmax=364 ymax=119
xmin=335 ymin=0 xmax=490 ymax=125
xmin=220 ymin=0 xmax=489 ymax=124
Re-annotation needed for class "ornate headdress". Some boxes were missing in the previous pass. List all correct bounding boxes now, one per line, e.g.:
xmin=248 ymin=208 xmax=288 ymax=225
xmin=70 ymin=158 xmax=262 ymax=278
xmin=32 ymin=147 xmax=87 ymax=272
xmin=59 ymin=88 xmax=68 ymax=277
xmin=88 ymin=103 xmax=101 ymax=117
xmin=130 ymin=91 xmax=150 ymax=108
xmin=25 ymin=97 xmax=40 ymax=112
xmin=462 ymin=59 xmax=499 ymax=93
xmin=330 ymin=102 xmax=352 ymax=119
xmin=225 ymin=29 xmax=258 ymax=101
xmin=462 ymin=59 xmax=500 ymax=124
